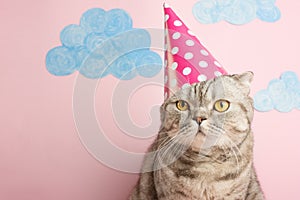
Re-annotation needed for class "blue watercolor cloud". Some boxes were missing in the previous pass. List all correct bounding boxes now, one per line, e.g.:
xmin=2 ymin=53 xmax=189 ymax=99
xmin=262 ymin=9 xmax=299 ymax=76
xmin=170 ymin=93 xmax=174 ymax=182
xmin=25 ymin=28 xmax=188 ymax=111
xmin=193 ymin=0 xmax=281 ymax=25
xmin=254 ymin=71 xmax=300 ymax=113
xmin=46 ymin=8 xmax=162 ymax=80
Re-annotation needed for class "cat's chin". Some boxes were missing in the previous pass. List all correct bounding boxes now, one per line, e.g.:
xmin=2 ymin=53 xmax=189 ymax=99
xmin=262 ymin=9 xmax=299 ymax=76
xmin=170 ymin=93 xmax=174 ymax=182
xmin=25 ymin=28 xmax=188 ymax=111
xmin=182 ymin=148 xmax=212 ymax=163
xmin=190 ymin=131 xmax=206 ymax=153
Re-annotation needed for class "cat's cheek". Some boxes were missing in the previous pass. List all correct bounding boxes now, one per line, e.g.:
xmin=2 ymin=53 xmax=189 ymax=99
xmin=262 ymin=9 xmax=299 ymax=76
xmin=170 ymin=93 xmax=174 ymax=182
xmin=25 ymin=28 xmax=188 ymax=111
xmin=169 ymin=126 xmax=180 ymax=137
xmin=229 ymin=118 xmax=249 ymax=134
xmin=165 ymin=120 xmax=180 ymax=137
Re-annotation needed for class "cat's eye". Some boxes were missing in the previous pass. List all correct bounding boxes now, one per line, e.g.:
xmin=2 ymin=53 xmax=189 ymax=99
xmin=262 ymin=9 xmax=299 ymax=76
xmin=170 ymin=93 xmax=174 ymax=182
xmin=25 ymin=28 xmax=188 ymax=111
xmin=214 ymin=100 xmax=230 ymax=112
xmin=176 ymin=100 xmax=189 ymax=111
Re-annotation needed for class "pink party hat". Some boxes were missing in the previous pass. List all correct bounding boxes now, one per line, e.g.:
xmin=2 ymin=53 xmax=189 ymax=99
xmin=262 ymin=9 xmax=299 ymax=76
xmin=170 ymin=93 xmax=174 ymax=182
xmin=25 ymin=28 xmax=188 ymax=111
xmin=164 ymin=3 xmax=227 ymax=99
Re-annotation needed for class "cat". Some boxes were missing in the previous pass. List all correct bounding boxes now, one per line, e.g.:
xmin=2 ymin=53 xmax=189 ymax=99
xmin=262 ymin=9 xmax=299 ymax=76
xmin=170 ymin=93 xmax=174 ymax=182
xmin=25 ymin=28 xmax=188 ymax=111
xmin=128 ymin=72 xmax=265 ymax=200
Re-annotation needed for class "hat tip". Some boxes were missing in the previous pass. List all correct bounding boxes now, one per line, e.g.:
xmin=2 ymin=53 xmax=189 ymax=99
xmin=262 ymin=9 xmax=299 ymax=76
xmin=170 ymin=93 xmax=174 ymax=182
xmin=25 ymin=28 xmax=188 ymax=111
xmin=163 ymin=2 xmax=171 ymax=8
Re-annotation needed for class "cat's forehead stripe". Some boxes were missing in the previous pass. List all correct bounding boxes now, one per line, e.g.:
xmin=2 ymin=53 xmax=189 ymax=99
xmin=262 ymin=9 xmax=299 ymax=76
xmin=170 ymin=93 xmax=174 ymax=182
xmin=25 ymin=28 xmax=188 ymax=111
xmin=189 ymin=84 xmax=196 ymax=99
xmin=202 ymin=79 xmax=214 ymax=98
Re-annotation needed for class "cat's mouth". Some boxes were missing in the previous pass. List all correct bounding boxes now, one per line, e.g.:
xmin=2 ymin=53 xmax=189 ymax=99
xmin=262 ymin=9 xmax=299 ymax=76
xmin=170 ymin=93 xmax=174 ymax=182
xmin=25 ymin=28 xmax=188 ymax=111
xmin=190 ymin=130 xmax=207 ymax=153
xmin=197 ymin=128 xmax=206 ymax=136
xmin=197 ymin=130 xmax=206 ymax=136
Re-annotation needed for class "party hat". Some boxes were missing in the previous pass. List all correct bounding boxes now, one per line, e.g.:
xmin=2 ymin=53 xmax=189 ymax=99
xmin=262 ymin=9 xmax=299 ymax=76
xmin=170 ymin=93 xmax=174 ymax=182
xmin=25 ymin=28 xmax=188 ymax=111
xmin=164 ymin=3 xmax=227 ymax=99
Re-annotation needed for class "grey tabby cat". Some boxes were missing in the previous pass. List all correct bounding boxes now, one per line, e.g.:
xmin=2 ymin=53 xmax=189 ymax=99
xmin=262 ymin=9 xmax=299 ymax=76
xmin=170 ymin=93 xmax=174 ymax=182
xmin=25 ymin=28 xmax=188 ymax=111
xmin=129 ymin=72 xmax=264 ymax=200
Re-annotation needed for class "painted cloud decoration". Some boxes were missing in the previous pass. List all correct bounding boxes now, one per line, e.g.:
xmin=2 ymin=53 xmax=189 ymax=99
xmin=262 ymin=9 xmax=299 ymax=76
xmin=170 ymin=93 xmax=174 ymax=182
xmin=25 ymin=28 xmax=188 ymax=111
xmin=254 ymin=71 xmax=300 ymax=113
xmin=46 ymin=8 xmax=162 ymax=80
xmin=192 ymin=0 xmax=281 ymax=25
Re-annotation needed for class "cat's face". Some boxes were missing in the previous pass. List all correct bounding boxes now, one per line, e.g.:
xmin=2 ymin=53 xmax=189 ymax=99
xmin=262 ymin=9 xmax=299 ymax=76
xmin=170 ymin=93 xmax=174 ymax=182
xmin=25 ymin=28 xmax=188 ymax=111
xmin=159 ymin=72 xmax=254 ymax=156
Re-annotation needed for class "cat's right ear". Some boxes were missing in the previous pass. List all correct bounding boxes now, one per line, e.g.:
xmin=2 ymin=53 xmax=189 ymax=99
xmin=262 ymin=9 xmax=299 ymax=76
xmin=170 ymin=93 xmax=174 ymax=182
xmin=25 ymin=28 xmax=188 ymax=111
xmin=234 ymin=71 xmax=254 ymax=87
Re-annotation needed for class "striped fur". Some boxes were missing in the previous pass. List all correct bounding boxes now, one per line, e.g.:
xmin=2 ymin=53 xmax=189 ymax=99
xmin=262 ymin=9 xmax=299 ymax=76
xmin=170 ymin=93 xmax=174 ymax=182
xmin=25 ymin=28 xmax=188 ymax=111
xmin=129 ymin=72 xmax=264 ymax=200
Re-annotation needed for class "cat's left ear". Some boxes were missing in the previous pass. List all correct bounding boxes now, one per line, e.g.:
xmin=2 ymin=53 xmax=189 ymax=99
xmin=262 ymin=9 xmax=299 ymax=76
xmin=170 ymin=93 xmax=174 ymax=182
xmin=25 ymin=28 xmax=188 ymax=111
xmin=234 ymin=71 xmax=254 ymax=87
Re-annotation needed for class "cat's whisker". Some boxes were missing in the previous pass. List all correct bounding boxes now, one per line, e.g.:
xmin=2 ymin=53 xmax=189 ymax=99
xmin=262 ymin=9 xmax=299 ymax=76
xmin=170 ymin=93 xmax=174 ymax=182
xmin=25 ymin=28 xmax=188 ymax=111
xmin=225 ymin=136 xmax=243 ymax=159
xmin=157 ymin=124 xmax=191 ymax=149
xmin=207 ymin=123 xmax=226 ymax=135
xmin=229 ymin=143 xmax=240 ymax=170
xmin=156 ymin=130 xmax=195 ymax=168
xmin=156 ymin=131 xmax=184 ymax=153
xmin=157 ymin=134 xmax=176 ymax=149
xmin=223 ymin=136 xmax=244 ymax=176
xmin=215 ymin=136 xmax=240 ymax=167
xmin=219 ymin=143 xmax=228 ymax=155
xmin=155 ymin=134 xmax=185 ymax=165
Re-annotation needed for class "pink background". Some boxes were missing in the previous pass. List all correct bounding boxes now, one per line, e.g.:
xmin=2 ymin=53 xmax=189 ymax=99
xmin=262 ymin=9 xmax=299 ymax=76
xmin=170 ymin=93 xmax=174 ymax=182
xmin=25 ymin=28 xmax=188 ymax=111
xmin=1 ymin=0 xmax=300 ymax=199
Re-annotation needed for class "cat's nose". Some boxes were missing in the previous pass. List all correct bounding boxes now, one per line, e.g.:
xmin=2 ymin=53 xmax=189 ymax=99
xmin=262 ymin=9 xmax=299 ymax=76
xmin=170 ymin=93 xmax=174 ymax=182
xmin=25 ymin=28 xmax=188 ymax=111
xmin=194 ymin=116 xmax=207 ymax=125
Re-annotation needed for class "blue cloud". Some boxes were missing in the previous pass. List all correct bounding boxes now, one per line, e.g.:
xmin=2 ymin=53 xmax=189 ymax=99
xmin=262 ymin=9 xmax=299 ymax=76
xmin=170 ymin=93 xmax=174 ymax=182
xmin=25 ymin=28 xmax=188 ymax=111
xmin=46 ymin=8 xmax=162 ymax=80
xmin=193 ymin=0 xmax=281 ymax=25
xmin=254 ymin=71 xmax=300 ymax=112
